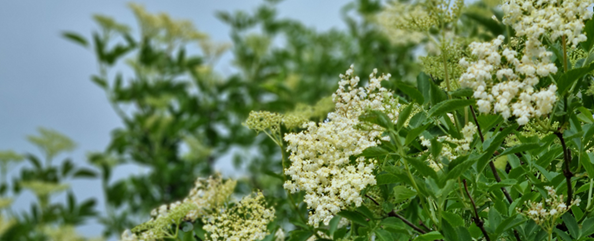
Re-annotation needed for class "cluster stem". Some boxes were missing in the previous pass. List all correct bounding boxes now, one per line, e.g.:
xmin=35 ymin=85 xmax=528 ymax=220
xmin=555 ymin=131 xmax=574 ymax=206
xmin=469 ymin=103 xmax=522 ymax=241
xmin=463 ymin=179 xmax=491 ymax=241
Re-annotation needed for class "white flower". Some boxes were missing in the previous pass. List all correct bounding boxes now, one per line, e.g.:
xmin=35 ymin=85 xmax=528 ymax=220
xmin=528 ymin=210 xmax=538 ymax=216
xmin=550 ymin=209 xmax=558 ymax=215
xmin=121 ymin=230 xmax=138 ymax=241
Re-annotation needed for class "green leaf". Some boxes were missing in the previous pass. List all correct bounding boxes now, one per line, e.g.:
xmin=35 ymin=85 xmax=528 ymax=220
xmin=488 ymin=207 xmax=502 ymax=231
xmin=92 ymin=32 xmax=105 ymax=63
xmin=359 ymin=110 xmax=393 ymax=130
xmin=375 ymin=229 xmax=394 ymax=241
xmin=181 ymin=222 xmax=193 ymax=232
xmin=582 ymin=217 xmax=594 ymax=237
xmin=584 ymin=124 xmax=594 ymax=143
xmin=477 ymin=124 xmax=517 ymax=172
xmin=557 ymin=62 xmax=594 ymax=95
xmin=499 ymin=143 xmax=540 ymax=156
xmin=405 ymin=156 xmax=438 ymax=180
xmin=357 ymin=205 xmax=376 ymax=220
xmin=377 ymin=173 xmax=401 ymax=185
xmin=488 ymin=179 xmax=517 ymax=192
xmin=409 ymin=112 xmax=427 ymax=128
xmin=360 ymin=146 xmax=390 ymax=157
xmin=477 ymin=114 xmax=503 ymax=133
xmin=414 ymin=231 xmax=444 ymax=241
xmin=581 ymin=152 xmax=594 ymax=179
xmin=397 ymin=104 xmax=414 ymax=130
xmin=62 ymin=31 xmax=88 ymax=47
xmin=61 ymin=159 xmax=75 ymax=177
xmin=91 ymin=75 xmax=108 ymax=89
xmin=562 ymin=213 xmax=579 ymax=238
xmin=73 ymin=168 xmax=97 ymax=178
xmin=582 ymin=19 xmax=594 ymax=51
xmin=554 ymin=228 xmax=573 ymax=241
xmin=571 ymin=205 xmax=583 ymax=220
xmin=406 ymin=124 xmax=430 ymax=145
xmin=455 ymin=226 xmax=473 ymax=241
xmin=534 ymin=164 xmax=555 ymax=181
xmin=441 ymin=217 xmax=459 ymax=241
xmin=430 ymin=82 xmax=448 ymax=106
xmin=449 ymin=88 xmax=474 ymax=98
xmin=577 ymin=107 xmax=594 ymax=123
xmin=380 ymin=217 xmax=407 ymax=230
xmin=338 ymin=210 xmax=369 ymax=227
xmin=430 ymin=139 xmax=442 ymax=161
xmin=463 ymin=12 xmax=504 ymax=36
xmin=328 ymin=216 xmax=341 ymax=237
xmin=495 ymin=215 xmax=524 ymax=234
xmin=288 ymin=230 xmax=313 ymax=241
xmin=428 ymin=99 xmax=475 ymax=118
xmin=393 ymin=186 xmax=417 ymax=203
xmin=417 ymin=72 xmax=431 ymax=105
xmin=397 ymin=81 xmax=424 ymax=105
xmin=442 ymin=211 xmax=464 ymax=227
xmin=446 ymin=158 xmax=476 ymax=181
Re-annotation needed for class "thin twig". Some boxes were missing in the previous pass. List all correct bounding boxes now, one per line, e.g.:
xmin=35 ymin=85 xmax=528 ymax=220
xmin=419 ymin=221 xmax=432 ymax=232
xmin=388 ymin=210 xmax=427 ymax=234
xmin=555 ymin=131 xmax=573 ymax=206
xmin=365 ymin=194 xmax=380 ymax=206
xmin=366 ymin=194 xmax=432 ymax=234
xmin=463 ymin=179 xmax=491 ymax=241
xmin=469 ymin=103 xmax=514 ymax=203
xmin=469 ymin=104 xmax=484 ymax=142
xmin=470 ymin=103 xmax=522 ymax=241
xmin=562 ymin=36 xmax=568 ymax=72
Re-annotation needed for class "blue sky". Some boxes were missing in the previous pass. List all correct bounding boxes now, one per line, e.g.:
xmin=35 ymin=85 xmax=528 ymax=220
xmin=0 ymin=0 xmax=346 ymax=238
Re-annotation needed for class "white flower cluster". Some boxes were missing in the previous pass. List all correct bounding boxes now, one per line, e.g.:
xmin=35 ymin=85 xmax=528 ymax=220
xmin=284 ymin=65 xmax=398 ymax=227
xmin=420 ymin=122 xmax=477 ymax=171
xmin=202 ymin=191 xmax=275 ymax=241
xmin=121 ymin=175 xmax=236 ymax=241
xmin=377 ymin=1 xmax=427 ymax=46
xmin=459 ymin=35 xmax=558 ymax=125
xmin=146 ymin=175 xmax=236 ymax=223
xmin=518 ymin=186 xmax=581 ymax=231
xmin=502 ymin=0 xmax=594 ymax=47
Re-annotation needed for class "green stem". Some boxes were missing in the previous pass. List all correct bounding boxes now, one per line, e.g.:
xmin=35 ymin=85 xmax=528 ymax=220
xmin=441 ymin=44 xmax=451 ymax=92
xmin=586 ymin=179 xmax=594 ymax=211
xmin=393 ymin=132 xmax=439 ymax=225
xmin=279 ymin=141 xmax=309 ymax=226
xmin=562 ymin=35 xmax=568 ymax=72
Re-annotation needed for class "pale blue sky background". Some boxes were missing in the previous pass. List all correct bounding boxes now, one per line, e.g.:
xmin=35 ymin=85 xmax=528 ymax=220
xmin=0 ymin=0 xmax=347 ymax=238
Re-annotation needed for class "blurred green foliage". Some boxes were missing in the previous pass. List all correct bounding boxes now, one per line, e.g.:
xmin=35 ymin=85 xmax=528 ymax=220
xmin=2 ymin=0 xmax=420 ymax=239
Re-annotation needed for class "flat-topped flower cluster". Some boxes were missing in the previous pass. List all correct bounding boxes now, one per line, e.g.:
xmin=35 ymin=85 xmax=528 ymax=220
xmin=502 ymin=0 xmax=594 ymax=47
xmin=459 ymin=35 xmax=558 ymax=125
xmin=283 ymin=65 xmax=399 ymax=227
xmin=122 ymin=175 xmax=273 ymax=241
xmin=202 ymin=192 xmax=275 ymax=241
xmin=518 ymin=186 xmax=581 ymax=232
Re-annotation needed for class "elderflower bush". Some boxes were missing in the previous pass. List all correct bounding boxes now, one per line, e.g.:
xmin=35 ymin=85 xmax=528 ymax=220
xmin=40 ymin=0 xmax=594 ymax=240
